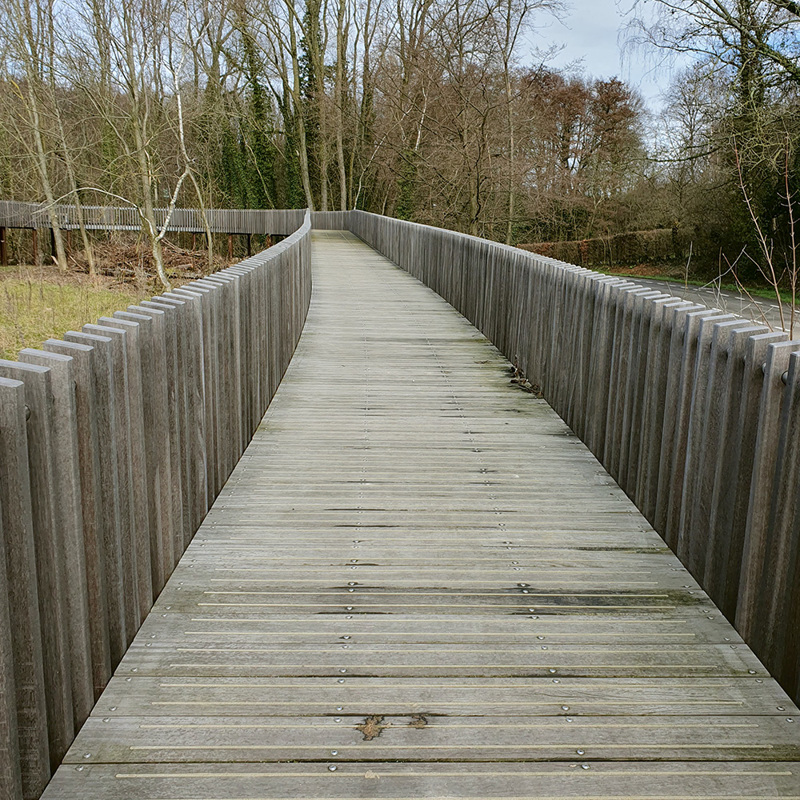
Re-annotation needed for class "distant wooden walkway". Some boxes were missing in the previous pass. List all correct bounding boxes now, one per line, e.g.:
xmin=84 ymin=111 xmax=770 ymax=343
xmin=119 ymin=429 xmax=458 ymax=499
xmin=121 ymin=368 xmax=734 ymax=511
xmin=43 ymin=231 xmax=800 ymax=798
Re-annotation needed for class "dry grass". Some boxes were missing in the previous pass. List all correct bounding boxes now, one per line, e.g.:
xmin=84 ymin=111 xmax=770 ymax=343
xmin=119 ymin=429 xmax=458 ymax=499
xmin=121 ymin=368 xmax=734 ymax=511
xmin=0 ymin=236 xmax=246 ymax=360
xmin=0 ymin=266 xmax=149 ymax=360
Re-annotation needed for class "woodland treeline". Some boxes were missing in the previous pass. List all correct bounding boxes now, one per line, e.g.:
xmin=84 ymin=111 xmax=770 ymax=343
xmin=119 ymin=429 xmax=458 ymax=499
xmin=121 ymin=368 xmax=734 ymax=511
xmin=0 ymin=0 xmax=798 ymax=285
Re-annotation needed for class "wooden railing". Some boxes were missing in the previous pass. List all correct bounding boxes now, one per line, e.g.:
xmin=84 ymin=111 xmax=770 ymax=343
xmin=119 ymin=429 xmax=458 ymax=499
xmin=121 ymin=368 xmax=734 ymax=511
xmin=2 ymin=205 xmax=799 ymax=798
xmin=0 ymin=211 xmax=311 ymax=799
xmin=346 ymin=210 xmax=800 ymax=707
xmin=0 ymin=201 xmax=352 ymax=237
xmin=0 ymin=201 xmax=305 ymax=234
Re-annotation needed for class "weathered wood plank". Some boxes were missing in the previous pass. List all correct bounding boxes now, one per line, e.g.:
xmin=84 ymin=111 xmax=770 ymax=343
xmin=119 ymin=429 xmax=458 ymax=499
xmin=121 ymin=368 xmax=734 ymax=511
xmin=17 ymin=350 xmax=94 ymax=730
xmin=116 ymin=640 xmax=766 ymax=678
xmin=0 ymin=378 xmax=31 ymax=799
xmin=94 ymin=318 xmax=154 ymax=617
xmin=62 ymin=332 xmax=129 ymax=663
xmin=0 ymin=362 xmax=74 ymax=771
xmin=42 ymin=340 xmax=112 ymax=701
xmin=64 ymin=713 xmax=800 ymax=763
xmin=40 ymin=761 xmax=800 ymax=800
xmin=86 ymin=674 xmax=795 ymax=718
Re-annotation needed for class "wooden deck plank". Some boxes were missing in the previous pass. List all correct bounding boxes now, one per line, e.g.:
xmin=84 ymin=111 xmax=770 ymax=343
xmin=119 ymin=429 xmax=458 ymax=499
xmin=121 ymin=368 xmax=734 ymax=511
xmin=77 ymin=675 xmax=794 ymax=718
xmin=98 ymin=642 xmax=771 ymax=678
xmin=63 ymin=715 xmax=800 ymax=763
xmin=38 ymin=762 xmax=800 ymax=799
xmin=42 ymin=231 xmax=800 ymax=798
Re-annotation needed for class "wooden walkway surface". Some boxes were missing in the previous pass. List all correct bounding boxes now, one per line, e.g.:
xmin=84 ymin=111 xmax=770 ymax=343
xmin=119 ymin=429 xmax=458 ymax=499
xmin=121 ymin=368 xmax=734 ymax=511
xmin=43 ymin=231 xmax=800 ymax=798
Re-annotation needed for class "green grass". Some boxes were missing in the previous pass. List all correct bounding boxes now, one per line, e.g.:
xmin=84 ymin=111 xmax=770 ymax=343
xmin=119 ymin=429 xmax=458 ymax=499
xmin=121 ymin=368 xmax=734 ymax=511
xmin=591 ymin=266 xmax=797 ymax=305
xmin=0 ymin=275 xmax=146 ymax=360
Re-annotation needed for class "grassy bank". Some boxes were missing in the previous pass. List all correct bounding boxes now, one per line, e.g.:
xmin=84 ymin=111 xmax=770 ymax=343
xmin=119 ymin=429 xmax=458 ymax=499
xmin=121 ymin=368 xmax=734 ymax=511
xmin=593 ymin=263 xmax=796 ymax=305
xmin=0 ymin=268 xmax=148 ymax=359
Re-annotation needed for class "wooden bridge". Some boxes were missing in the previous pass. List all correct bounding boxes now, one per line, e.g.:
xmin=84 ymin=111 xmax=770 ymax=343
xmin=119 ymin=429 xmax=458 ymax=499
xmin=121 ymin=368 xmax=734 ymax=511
xmin=1 ymin=214 xmax=799 ymax=799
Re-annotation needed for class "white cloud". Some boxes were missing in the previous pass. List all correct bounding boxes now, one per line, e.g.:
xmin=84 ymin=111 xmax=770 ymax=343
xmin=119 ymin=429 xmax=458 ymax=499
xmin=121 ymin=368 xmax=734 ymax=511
xmin=526 ymin=0 xmax=679 ymax=109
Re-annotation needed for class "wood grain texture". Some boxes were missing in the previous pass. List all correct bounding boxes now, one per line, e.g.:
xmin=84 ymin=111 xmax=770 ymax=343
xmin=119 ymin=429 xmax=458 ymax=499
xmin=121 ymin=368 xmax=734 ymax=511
xmin=16 ymin=350 xmax=94 ymax=731
xmin=0 ymin=362 xmax=74 ymax=772
xmin=349 ymin=210 xmax=800 ymax=708
xmin=0 ymin=496 xmax=22 ymax=800
xmin=41 ymin=339 xmax=112 ymax=701
xmin=42 ymin=232 xmax=800 ymax=800
xmin=62 ymin=331 xmax=129 ymax=664
xmin=0 ymin=378 xmax=47 ymax=799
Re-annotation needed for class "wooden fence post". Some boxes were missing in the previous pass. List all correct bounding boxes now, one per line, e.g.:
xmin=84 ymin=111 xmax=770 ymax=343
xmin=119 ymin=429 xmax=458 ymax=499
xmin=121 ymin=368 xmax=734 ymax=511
xmin=17 ymin=349 xmax=94 ymax=731
xmin=76 ymin=327 xmax=141 ymax=645
xmin=112 ymin=311 xmax=171 ymax=596
xmin=676 ymin=318 xmax=756 ymax=576
xmin=41 ymin=339 xmax=112 ymax=700
xmin=158 ymin=292 xmax=209 ymax=533
xmin=634 ymin=297 xmax=693 ymax=518
xmin=768 ymin=349 xmax=800 ymax=700
xmin=60 ymin=331 xmax=127 ymax=666
xmin=0 ymin=377 xmax=48 ymax=799
xmin=135 ymin=300 xmax=187 ymax=559
xmin=126 ymin=305 xmax=183 ymax=572
xmin=0 ymin=498 xmax=22 ymax=800
xmin=89 ymin=321 xmax=153 ymax=620
xmin=140 ymin=299 xmax=192 ymax=548
xmin=170 ymin=286 xmax=217 ymax=502
xmin=0 ymin=361 xmax=74 ymax=771
xmin=737 ymin=339 xmax=800 ymax=646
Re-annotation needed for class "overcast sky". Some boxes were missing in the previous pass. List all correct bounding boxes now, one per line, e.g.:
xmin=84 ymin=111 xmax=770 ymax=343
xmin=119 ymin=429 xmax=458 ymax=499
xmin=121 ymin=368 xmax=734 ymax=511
xmin=527 ymin=0 xmax=677 ymax=110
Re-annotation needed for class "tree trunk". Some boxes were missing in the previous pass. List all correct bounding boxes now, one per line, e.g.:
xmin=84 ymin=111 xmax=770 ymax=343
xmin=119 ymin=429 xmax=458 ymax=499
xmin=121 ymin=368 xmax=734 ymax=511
xmin=334 ymin=0 xmax=349 ymax=210
xmin=26 ymin=83 xmax=67 ymax=270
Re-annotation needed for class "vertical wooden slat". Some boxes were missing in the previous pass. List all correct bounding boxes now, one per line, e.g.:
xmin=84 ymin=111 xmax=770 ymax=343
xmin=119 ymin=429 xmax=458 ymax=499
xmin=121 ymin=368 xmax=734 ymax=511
xmin=0 ymin=495 xmax=22 ymax=800
xmin=0 ymin=377 xmax=48 ymax=800
xmin=41 ymin=339 xmax=112 ymax=700
xmin=112 ymin=310 xmax=170 ymax=595
xmin=142 ymin=298 xmax=193 ymax=548
xmin=170 ymin=286 xmax=216 ymax=506
xmin=93 ymin=319 xmax=153 ymax=616
xmin=158 ymin=292 xmax=209 ymax=532
xmin=766 ymin=349 xmax=800 ymax=700
xmin=16 ymin=350 xmax=94 ymax=730
xmin=137 ymin=301 xmax=187 ymax=552
xmin=617 ymin=290 xmax=669 ymax=495
xmin=737 ymin=339 xmax=800 ymax=645
xmin=79 ymin=324 xmax=142 ymax=641
xmin=194 ymin=277 xmax=238 ymax=478
xmin=61 ymin=331 xmax=127 ymax=666
xmin=675 ymin=318 xmax=753 ymax=574
xmin=126 ymin=305 xmax=183 ymax=573
xmin=189 ymin=280 xmax=233 ymax=484
xmin=658 ymin=311 xmax=733 ymax=549
xmin=635 ymin=300 xmax=698 ymax=520
xmin=0 ymin=361 xmax=74 ymax=770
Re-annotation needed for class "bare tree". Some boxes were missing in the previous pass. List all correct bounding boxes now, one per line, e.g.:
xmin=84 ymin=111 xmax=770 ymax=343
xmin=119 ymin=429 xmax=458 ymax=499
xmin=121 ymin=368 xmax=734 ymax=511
xmin=487 ymin=0 xmax=559 ymax=243
xmin=2 ymin=0 xmax=69 ymax=269
xmin=251 ymin=0 xmax=316 ymax=208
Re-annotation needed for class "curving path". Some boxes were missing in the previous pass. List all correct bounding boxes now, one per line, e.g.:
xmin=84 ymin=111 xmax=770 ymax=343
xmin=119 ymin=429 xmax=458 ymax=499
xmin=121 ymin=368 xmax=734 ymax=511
xmin=42 ymin=231 xmax=800 ymax=799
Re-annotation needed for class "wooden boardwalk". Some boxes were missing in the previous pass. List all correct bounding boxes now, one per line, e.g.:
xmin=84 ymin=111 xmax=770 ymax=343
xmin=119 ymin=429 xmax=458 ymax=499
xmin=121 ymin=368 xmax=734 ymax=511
xmin=43 ymin=231 xmax=800 ymax=798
